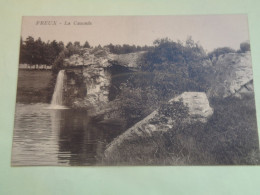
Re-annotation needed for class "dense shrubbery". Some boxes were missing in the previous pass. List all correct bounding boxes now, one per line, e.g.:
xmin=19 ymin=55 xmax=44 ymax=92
xmin=239 ymin=41 xmax=251 ymax=53
xmin=141 ymin=37 xmax=211 ymax=90
xmin=52 ymin=51 xmax=66 ymax=73
xmin=207 ymin=42 xmax=250 ymax=63
xmin=104 ymin=43 xmax=152 ymax=54
xmin=208 ymin=47 xmax=236 ymax=61
xmin=107 ymin=37 xmax=212 ymax=127
xmin=201 ymin=96 xmax=259 ymax=164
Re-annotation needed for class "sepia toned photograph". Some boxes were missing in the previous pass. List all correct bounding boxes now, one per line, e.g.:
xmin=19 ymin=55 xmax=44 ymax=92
xmin=12 ymin=15 xmax=259 ymax=166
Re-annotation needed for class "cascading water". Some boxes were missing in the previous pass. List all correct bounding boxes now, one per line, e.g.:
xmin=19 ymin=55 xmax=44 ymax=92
xmin=49 ymin=70 xmax=68 ymax=109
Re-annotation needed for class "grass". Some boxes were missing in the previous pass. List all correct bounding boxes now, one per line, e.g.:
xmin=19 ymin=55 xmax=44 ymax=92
xmin=103 ymin=95 xmax=260 ymax=165
xmin=16 ymin=69 xmax=55 ymax=103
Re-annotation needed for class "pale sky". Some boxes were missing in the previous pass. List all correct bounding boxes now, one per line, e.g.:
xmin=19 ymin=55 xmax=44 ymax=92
xmin=21 ymin=15 xmax=250 ymax=52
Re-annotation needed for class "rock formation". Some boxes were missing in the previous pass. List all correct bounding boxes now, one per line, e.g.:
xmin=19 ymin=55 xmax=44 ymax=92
xmin=62 ymin=48 xmax=146 ymax=111
xmin=207 ymin=52 xmax=254 ymax=98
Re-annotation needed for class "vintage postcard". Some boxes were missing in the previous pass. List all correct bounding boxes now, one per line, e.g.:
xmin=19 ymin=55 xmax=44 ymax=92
xmin=12 ymin=15 xmax=259 ymax=166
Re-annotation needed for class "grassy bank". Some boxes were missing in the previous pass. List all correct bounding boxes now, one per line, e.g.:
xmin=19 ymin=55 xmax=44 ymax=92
xmin=16 ymin=69 xmax=55 ymax=103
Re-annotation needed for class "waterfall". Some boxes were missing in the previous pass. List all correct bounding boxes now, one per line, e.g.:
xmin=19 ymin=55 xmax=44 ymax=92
xmin=49 ymin=70 xmax=68 ymax=109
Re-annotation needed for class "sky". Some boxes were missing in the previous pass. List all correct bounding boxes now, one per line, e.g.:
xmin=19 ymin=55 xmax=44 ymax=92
xmin=21 ymin=15 xmax=250 ymax=52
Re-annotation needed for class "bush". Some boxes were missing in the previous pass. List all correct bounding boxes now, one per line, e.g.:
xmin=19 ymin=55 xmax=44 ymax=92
xmin=200 ymin=96 xmax=259 ymax=164
xmin=52 ymin=51 xmax=65 ymax=73
xmin=208 ymin=47 xmax=236 ymax=61
xmin=240 ymin=42 xmax=251 ymax=53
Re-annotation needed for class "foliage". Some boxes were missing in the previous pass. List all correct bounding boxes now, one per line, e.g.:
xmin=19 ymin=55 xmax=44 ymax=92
xmin=108 ymin=82 xmax=159 ymax=127
xmin=164 ymin=96 xmax=259 ymax=165
xmin=142 ymin=37 xmax=206 ymax=70
xmin=65 ymin=41 xmax=81 ymax=57
xmin=105 ymin=43 xmax=153 ymax=54
xmin=52 ymin=51 xmax=66 ymax=73
xmin=19 ymin=36 xmax=64 ymax=68
xmin=239 ymin=41 xmax=251 ymax=53
xmin=140 ymin=37 xmax=210 ymax=92
xmin=19 ymin=36 xmax=91 ymax=69
xmin=105 ymin=37 xmax=259 ymax=165
xmin=107 ymin=37 xmax=211 ymax=128
xmin=83 ymin=41 xmax=90 ymax=48
xmin=200 ymin=96 xmax=259 ymax=164
xmin=208 ymin=47 xmax=236 ymax=61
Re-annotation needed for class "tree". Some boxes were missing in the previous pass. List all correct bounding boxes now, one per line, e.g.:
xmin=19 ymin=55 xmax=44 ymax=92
xmin=140 ymin=37 xmax=209 ymax=94
xmin=18 ymin=36 xmax=66 ymax=70
xmin=240 ymin=41 xmax=250 ymax=53
xmin=23 ymin=36 xmax=36 ymax=68
xmin=74 ymin=41 xmax=81 ymax=48
xmin=66 ymin=42 xmax=73 ymax=48
xmin=33 ymin=38 xmax=44 ymax=69
xmin=52 ymin=51 xmax=65 ymax=73
xmin=66 ymin=43 xmax=80 ymax=57
xmin=83 ymin=41 xmax=90 ymax=48
xmin=183 ymin=36 xmax=207 ymax=64
xmin=19 ymin=37 xmax=26 ymax=65
xmin=58 ymin=41 xmax=65 ymax=52
xmin=208 ymin=47 xmax=236 ymax=61
xmin=142 ymin=37 xmax=186 ymax=71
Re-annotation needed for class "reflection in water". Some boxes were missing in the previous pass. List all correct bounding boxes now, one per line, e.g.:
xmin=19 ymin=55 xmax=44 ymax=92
xmin=12 ymin=103 xmax=123 ymax=166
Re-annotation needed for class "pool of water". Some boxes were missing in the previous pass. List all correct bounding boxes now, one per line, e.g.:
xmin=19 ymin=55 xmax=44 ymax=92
xmin=12 ymin=103 xmax=122 ymax=166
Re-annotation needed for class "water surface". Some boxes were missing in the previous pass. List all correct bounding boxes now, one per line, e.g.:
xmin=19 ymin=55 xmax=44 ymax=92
xmin=12 ymin=103 xmax=122 ymax=166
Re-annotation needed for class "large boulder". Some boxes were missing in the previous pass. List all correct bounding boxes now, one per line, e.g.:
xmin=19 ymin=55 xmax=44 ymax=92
xmin=207 ymin=52 xmax=254 ymax=98
xmin=104 ymin=92 xmax=213 ymax=165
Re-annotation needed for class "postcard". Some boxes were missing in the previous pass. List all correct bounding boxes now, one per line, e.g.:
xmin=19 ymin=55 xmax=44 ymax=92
xmin=12 ymin=15 xmax=259 ymax=166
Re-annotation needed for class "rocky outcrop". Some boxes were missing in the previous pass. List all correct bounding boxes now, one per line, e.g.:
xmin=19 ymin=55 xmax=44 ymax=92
xmin=62 ymin=48 xmax=146 ymax=110
xmin=110 ymin=51 xmax=146 ymax=69
xmin=62 ymin=66 xmax=111 ymax=111
xmin=171 ymin=92 xmax=214 ymax=123
xmin=81 ymin=65 xmax=111 ymax=110
xmin=63 ymin=69 xmax=87 ymax=107
xmin=104 ymin=92 xmax=213 ymax=164
xmin=207 ymin=52 xmax=254 ymax=98
xmin=63 ymin=48 xmax=145 ymax=70
xmin=64 ymin=48 xmax=144 ymax=110
xmin=233 ymin=80 xmax=254 ymax=98
xmin=64 ymin=47 xmax=112 ymax=67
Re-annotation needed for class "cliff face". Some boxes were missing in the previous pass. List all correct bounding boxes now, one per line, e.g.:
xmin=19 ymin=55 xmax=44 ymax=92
xmin=64 ymin=69 xmax=87 ymax=107
xmin=81 ymin=65 xmax=111 ymax=110
xmin=104 ymin=92 xmax=213 ymax=164
xmin=63 ymin=66 xmax=111 ymax=111
xmin=63 ymin=48 xmax=146 ymax=111
xmin=172 ymin=92 xmax=213 ymax=123
xmin=207 ymin=52 xmax=254 ymax=98
xmin=64 ymin=47 xmax=112 ymax=67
